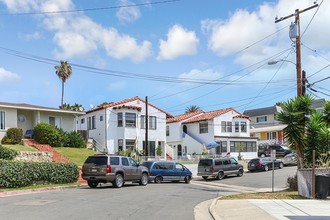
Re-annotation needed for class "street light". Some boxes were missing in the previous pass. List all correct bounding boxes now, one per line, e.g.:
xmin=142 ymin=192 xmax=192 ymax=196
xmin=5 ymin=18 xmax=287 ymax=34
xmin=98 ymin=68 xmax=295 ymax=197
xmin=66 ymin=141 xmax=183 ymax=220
xmin=267 ymin=59 xmax=296 ymax=66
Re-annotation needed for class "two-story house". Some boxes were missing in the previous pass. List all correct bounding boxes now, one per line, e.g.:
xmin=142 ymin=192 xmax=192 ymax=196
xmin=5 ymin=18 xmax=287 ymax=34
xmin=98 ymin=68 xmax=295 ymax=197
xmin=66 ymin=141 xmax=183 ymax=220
xmin=77 ymin=96 xmax=172 ymax=157
xmin=166 ymin=108 xmax=258 ymax=159
xmin=0 ymin=102 xmax=84 ymax=141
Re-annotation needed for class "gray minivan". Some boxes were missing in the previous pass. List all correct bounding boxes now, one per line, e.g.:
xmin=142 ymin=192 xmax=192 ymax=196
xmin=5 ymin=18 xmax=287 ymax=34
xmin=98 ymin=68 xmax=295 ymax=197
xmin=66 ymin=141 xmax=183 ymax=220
xmin=197 ymin=157 xmax=244 ymax=180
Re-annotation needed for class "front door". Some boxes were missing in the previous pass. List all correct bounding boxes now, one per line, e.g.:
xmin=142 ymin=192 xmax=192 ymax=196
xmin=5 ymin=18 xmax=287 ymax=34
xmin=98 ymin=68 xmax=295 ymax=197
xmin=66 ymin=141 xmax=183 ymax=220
xmin=178 ymin=144 xmax=182 ymax=157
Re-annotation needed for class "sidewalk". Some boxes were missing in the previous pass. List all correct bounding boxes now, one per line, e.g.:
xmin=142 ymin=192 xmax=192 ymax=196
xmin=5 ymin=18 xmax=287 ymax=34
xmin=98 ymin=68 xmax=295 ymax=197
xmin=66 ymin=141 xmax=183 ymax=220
xmin=209 ymin=198 xmax=330 ymax=220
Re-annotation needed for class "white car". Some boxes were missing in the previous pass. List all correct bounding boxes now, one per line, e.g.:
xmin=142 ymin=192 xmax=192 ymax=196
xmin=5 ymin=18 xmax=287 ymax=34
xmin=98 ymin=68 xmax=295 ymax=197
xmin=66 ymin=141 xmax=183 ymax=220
xmin=282 ymin=153 xmax=297 ymax=166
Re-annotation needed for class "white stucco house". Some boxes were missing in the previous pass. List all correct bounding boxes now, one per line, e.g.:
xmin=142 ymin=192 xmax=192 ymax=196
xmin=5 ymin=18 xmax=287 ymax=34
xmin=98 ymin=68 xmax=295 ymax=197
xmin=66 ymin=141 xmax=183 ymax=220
xmin=0 ymin=102 xmax=85 ymax=141
xmin=77 ymin=96 xmax=172 ymax=157
xmin=166 ymin=108 xmax=258 ymax=160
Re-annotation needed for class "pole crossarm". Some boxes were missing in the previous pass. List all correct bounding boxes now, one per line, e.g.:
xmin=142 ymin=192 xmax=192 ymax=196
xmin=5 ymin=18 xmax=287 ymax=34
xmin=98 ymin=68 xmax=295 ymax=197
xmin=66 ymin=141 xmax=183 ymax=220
xmin=275 ymin=4 xmax=318 ymax=23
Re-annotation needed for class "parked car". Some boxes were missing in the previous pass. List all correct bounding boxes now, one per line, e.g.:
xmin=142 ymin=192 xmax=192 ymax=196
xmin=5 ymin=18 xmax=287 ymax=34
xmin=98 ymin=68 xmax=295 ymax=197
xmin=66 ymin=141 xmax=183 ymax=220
xmin=247 ymin=157 xmax=284 ymax=172
xmin=197 ymin=157 xmax=244 ymax=180
xmin=258 ymin=144 xmax=292 ymax=158
xmin=81 ymin=154 xmax=149 ymax=188
xmin=282 ymin=153 xmax=297 ymax=166
xmin=141 ymin=161 xmax=192 ymax=184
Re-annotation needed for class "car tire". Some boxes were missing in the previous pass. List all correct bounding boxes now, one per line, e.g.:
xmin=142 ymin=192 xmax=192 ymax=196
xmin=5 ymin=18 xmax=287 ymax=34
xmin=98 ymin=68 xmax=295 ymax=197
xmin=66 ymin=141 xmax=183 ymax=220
xmin=87 ymin=181 xmax=98 ymax=188
xmin=113 ymin=174 xmax=124 ymax=188
xmin=216 ymin=171 xmax=224 ymax=180
xmin=139 ymin=173 xmax=148 ymax=186
xmin=279 ymin=162 xmax=284 ymax=169
xmin=237 ymin=169 xmax=244 ymax=177
xmin=264 ymin=165 xmax=269 ymax=171
xmin=154 ymin=176 xmax=162 ymax=184
xmin=202 ymin=176 xmax=208 ymax=180
xmin=184 ymin=176 xmax=191 ymax=184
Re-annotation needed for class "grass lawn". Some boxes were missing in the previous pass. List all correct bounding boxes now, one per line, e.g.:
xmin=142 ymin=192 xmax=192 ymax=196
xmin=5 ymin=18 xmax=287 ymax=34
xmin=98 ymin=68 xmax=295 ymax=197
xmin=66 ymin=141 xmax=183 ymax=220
xmin=2 ymin=144 xmax=39 ymax=152
xmin=0 ymin=183 xmax=78 ymax=192
xmin=219 ymin=191 xmax=308 ymax=200
xmin=54 ymin=147 xmax=99 ymax=167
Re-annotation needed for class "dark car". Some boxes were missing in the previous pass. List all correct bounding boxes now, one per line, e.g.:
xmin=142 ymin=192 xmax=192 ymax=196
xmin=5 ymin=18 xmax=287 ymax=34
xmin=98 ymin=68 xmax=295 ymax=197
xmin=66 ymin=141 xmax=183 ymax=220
xmin=197 ymin=157 xmax=244 ymax=180
xmin=258 ymin=144 xmax=292 ymax=158
xmin=82 ymin=154 xmax=149 ymax=188
xmin=248 ymin=157 xmax=284 ymax=172
xmin=141 ymin=161 xmax=192 ymax=184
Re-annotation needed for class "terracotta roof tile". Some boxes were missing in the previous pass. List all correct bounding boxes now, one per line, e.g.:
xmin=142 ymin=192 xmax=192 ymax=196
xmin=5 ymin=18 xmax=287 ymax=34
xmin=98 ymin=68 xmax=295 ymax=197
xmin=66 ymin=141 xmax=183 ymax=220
xmin=166 ymin=110 xmax=204 ymax=123
xmin=182 ymin=108 xmax=238 ymax=124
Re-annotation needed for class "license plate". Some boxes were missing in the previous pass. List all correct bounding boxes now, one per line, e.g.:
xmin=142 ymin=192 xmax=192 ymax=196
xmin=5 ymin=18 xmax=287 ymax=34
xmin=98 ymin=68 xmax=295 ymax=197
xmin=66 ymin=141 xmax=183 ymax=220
xmin=91 ymin=168 xmax=97 ymax=172
xmin=251 ymin=164 xmax=255 ymax=167
xmin=205 ymin=169 xmax=210 ymax=172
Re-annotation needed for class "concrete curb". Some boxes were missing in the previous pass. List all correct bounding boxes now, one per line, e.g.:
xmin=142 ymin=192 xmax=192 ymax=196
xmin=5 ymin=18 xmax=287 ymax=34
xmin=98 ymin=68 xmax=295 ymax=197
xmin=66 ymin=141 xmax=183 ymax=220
xmin=209 ymin=197 xmax=221 ymax=220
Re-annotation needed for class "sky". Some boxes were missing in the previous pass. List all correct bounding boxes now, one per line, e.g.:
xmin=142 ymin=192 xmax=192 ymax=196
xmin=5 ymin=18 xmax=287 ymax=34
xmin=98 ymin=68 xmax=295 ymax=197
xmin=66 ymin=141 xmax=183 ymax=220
xmin=0 ymin=0 xmax=329 ymax=116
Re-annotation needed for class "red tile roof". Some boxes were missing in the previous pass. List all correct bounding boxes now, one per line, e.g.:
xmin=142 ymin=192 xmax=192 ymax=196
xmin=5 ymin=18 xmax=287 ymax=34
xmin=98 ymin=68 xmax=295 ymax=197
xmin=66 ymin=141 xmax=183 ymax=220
xmin=113 ymin=105 xmax=142 ymax=111
xmin=182 ymin=108 xmax=238 ymax=124
xmin=166 ymin=110 xmax=204 ymax=123
xmin=87 ymin=96 xmax=173 ymax=118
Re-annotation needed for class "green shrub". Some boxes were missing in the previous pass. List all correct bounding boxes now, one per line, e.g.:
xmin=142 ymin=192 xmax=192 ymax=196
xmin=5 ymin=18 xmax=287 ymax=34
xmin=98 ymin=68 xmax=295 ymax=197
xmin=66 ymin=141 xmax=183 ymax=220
xmin=1 ymin=128 xmax=23 ymax=144
xmin=63 ymin=131 xmax=86 ymax=148
xmin=0 ymin=159 xmax=79 ymax=188
xmin=287 ymin=174 xmax=298 ymax=191
xmin=34 ymin=123 xmax=63 ymax=147
xmin=0 ymin=145 xmax=18 ymax=160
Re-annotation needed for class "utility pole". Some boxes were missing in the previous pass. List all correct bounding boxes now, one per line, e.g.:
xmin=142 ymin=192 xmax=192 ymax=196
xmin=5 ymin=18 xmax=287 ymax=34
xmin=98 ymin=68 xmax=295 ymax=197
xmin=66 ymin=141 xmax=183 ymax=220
xmin=275 ymin=4 xmax=318 ymax=97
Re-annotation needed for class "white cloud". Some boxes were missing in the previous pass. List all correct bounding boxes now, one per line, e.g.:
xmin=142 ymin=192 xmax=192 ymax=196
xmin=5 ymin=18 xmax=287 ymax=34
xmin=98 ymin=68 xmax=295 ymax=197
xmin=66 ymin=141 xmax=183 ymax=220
xmin=158 ymin=24 xmax=199 ymax=60
xmin=116 ymin=0 xmax=141 ymax=24
xmin=107 ymin=81 xmax=127 ymax=91
xmin=0 ymin=67 xmax=20 ymax=82
xmin=22 ymin=31 xmax=42 ymax=41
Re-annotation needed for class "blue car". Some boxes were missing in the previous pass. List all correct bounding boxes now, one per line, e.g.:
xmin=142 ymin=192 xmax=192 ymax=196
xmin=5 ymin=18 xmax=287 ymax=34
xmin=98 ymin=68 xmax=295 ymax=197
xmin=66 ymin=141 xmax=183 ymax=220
xmin=141 ymin=161 xmax=192 ymax=184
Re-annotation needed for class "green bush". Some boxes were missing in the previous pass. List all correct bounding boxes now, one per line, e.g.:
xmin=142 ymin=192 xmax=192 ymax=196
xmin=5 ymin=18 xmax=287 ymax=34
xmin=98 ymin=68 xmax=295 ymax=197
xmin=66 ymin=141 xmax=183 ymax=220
xmin=0 ymin=145 xmax=18 ymax=160
xmin=63 ymin=131 xmax=86 ymax=148
xmin=0 ymin=160 xmax=79 ymax=188
xmin=34 ymin=123 xmax=63 ymax=147
xmin=287 ymin=174 xmax=298 ymax=191
xmin=1 ymin=128 xmax=23 ymax=144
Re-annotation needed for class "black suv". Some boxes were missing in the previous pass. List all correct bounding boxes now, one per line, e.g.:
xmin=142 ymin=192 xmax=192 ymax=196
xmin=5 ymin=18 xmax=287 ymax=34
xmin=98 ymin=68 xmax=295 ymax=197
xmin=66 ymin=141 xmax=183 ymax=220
xmin=81 ymin=154 xmax=149 ymax=188
xmin=197 ymin=157 xmax=244 ymax=180
xmin=258 ymin=144 xmax=292 ymax=158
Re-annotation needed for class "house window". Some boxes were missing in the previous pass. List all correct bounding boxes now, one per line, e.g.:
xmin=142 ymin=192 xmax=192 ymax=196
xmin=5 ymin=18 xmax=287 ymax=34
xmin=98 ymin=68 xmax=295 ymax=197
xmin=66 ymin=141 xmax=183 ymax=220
xmin=221 ymin=141 xmax=227 ymax=153
xmin=166 ymin=126 xmax=170 ymax=136
xmin=230 ymin=141 xmax=257 ymax=152
xmin=87 ymin=116 xmax=96 ymax=130
xmin=0 ymin=111 xmax=5 ymax=130
xmin=149 ymin=116 xmax=157 ymax=130
xmin=241 ymin=122 xmax=247 ymax=132
xmin=49 ymin=116 xmax=61 ymax=128
xmin=126 ymin=139 xmax=135 ymax=151
xmin=81 ymin=118 xmax=85 ymax=124
xmin=235 ymin=121 xmax=239 ymax=132
xmin=221 ymin=121 xmax=226 ymax=132
xmin=100 ymin=115 xmax=103 ymax=121
xmin=199 ymin=122 xmax=208 ymax=134
xmin=125 ymin=113 xmax=136 ymax=127
xmin=118 ymin=139 xmax=123 ymax=152
xmin=257 ymin=116 xmax=267 ymax=123
xmin=118 ymin=113 xmax=123 ymax=127
xmin=267 ymin=132 xmax=277 ymax=140
xmin=141 ymin=115 xmax=145 ymax=129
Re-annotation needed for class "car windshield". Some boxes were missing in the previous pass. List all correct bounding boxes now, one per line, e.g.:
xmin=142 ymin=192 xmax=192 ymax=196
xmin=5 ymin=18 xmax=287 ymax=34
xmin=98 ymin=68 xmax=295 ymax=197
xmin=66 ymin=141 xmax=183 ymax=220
xmin=282 ymin=146 xmax=290 ymax=150
xmin=85 ymin=156 xmax=107 ymax=165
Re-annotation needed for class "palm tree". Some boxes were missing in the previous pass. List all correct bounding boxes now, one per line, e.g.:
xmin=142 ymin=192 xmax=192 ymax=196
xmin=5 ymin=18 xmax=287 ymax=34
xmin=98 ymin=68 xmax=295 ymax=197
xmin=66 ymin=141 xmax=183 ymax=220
xmin=276 ymin=95 xmax=314 ymax=168
xmin=55 ymin=61 xmax=72 ymax=106
xmin=71 ymin=103 xmax=85 ymax=112
xmin=185 ymin=105 xmax=201 ymax=113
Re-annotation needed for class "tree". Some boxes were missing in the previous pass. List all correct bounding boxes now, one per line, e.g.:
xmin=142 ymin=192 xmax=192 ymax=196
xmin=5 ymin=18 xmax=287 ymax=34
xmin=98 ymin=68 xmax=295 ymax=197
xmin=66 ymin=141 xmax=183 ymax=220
xmin=55 ymin=61 xmax=72 ymax=106
xmin=59 ymin=103 xmax=85 ymax=112
xmin=276 ymin=95 xmax=314 ymax=168
xmin=185 ymin=105 xmax=201 ymax=113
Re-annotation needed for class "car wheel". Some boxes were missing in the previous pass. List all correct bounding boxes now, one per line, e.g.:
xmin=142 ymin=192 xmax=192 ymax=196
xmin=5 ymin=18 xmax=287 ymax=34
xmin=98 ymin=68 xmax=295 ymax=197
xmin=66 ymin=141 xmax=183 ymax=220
xmin=113 ymin=174 xmax=124 ymax=188
xmin=279 ymin=162 xmax=284 ymax=169
xmin=139 ymin=173 xmax=148 ymax=186
xmin=184 ymin=176 xmax=191 ymax=184
xmin=202 ymin=176 xmax=208 ymax=180
xmin=237 ymin=169 xmax=244 ymax=177
xmin=264 ymin=165 xmax=269 ymax=171
xmin=216 ymin=171 xmax=224 ymax=180
xmin=154 ymin=176 xmax=162 ymax=184
xmin=87 ymin=181 xmax=98 ymax=188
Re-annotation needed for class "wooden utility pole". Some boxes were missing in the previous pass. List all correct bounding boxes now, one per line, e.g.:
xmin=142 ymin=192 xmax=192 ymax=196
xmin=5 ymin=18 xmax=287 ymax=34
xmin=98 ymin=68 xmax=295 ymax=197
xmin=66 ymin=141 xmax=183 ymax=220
xmin=145 ymin=96 xmax=149 ymax=156
xmin=275 ymin=4 xmax=318 ymax=97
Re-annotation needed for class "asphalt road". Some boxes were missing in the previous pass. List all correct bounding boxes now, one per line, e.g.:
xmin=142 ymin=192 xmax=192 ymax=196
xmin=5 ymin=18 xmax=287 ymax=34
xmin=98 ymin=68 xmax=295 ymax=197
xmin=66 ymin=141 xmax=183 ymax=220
xmin=0 ymin=165 xmax=297 ymax=220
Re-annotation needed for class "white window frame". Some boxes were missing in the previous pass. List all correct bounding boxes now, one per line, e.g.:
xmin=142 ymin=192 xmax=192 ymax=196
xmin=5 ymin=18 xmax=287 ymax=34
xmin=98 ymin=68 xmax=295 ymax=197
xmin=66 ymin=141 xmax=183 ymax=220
xmin=0 ymin=111 xmax=5 ymax=130
xmin=125 ymin=113 xmax=136 ymax=127
xmin=199 ymin=122 xmax=208 ymax=134
xmin=149 ymin=116 xmax=157 ymax=130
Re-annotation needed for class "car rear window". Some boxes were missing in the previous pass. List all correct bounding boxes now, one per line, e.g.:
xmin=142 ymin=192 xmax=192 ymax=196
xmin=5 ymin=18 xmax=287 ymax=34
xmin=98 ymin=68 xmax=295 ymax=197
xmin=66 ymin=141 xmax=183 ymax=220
xmin=249 ymin=159 xmax=260 ymax=163
xmin=85 ymin=156 xmax=108 ymax=165
xmin=198 ymin=159 xmax=212 ymax=166
xmin=141 ymin=161 xmax=154 ymax=169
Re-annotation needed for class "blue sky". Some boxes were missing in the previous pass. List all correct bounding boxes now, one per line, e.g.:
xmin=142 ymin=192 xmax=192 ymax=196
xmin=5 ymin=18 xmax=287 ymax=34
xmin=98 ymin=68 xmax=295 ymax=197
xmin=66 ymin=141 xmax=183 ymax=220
xmin=0 ymin=0 xmax=329 ymax=115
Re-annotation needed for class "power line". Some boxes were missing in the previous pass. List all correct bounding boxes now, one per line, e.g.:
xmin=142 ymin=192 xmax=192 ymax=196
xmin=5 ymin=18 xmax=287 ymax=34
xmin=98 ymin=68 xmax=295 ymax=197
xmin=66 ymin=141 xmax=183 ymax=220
xmin=0 ymin=0 xmax=181 ymax=16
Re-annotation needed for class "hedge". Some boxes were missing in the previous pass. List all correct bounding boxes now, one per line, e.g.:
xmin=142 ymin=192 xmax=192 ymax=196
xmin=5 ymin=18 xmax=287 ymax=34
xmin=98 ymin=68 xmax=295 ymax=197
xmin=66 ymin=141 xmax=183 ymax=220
xmin=1 ymin=128 xmax=23 ymax=144
xmin=0 ymin=160 xmax=79 ymax=188
xmin=0 ymin=145 xmax=18 ymax=160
